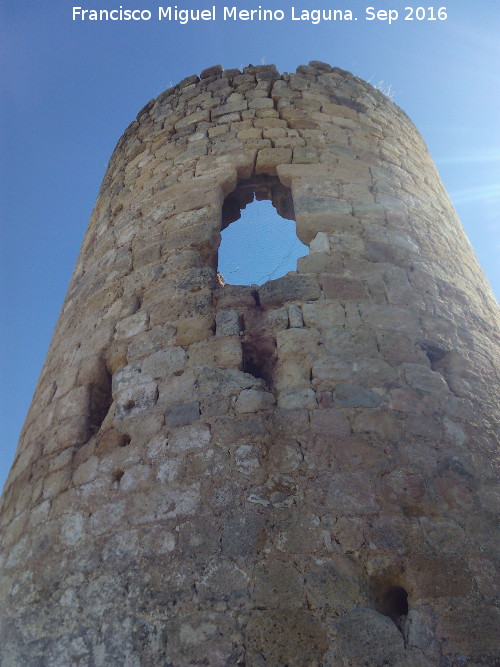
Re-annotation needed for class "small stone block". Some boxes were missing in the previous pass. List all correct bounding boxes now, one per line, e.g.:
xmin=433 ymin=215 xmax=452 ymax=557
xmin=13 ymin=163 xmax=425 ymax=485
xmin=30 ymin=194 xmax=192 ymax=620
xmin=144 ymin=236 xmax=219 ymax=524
xmin=176 ymin=316 xmax=214 ymax=346
xmin=178 ymin=74 xmax=200 ymax=89
xmin=322 ymin=277 xmax=367 ymax=301
xmin=288 ymin=304 xmax=304 ymax=328
xmin=165 ymin=401 xmax=200 ymax=427
xmin=216 ymin=310 xmax=241 ymax=336
xmin=258 ymin=274 xmax=321 ymax=307
xmin=235 ymin=389 xmax=276 ymax=413
xmin=332 ymin=384 xmax=380 ymax=408
xmin=255 ymin=148 xmax=293 ymax=175
xmin=200 ymin=65 xmax=223 ymax=79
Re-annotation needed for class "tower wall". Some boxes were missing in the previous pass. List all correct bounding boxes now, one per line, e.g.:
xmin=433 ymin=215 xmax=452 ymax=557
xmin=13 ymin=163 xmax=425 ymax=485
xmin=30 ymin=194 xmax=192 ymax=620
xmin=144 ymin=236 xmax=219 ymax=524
xmin=1 ymin=62 xmax=499 ymax=666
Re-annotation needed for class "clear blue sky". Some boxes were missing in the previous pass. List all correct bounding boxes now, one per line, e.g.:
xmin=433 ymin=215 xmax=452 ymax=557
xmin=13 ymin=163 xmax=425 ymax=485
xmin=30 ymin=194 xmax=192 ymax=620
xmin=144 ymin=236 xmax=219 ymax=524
xmin=1 ymin=0 xmax=499 ymax=491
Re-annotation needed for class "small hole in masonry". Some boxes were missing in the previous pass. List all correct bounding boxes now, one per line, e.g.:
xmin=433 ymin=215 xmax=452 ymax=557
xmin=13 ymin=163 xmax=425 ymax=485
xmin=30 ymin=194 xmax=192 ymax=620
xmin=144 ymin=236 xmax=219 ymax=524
xmin=417 ymin=340 xmax=449 ymax=368
xmin=123 ymin=399 xmax=136 ymax=412
xmin=118 ymin=435 xmax=131 ymax=448
xmin=112 ymin=469 xmax=124 ymax=484
xmin=374 ymin=585 xmax=409 ymax=629
xmin=88 ymin=364 xmax=112 ymax=433
xmin=242 ymin=336 xmax=277 ymax=386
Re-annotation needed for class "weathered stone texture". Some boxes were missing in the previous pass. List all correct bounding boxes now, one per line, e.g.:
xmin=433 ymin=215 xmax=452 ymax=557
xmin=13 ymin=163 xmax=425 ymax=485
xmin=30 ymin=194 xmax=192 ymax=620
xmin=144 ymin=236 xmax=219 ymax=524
xmin=1 ymin=62 xmax=499 ymax=666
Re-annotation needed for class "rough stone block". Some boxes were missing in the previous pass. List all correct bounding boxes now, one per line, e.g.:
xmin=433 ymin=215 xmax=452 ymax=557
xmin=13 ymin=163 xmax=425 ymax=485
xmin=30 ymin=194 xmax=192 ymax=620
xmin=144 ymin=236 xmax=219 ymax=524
xmin=404 ymin=363 xmax=449 ymax=394
xmin=310 ymin=408 xmax=351 ymax=437
xmin=352 ymin=409 xmax=402 ymax=441
xmin=293 ymin=146 xmax=319 ymax=164
xmin=244 ymin=610 xmax=328 ymax=666
xmin=215 ymin=310 xmax=240 ymax=336
xmin=274 ymin=359 xmax=311 ymax=392
xmin=314 ymin=472 xmax=378 ymax=515
xmin=174 ymin=110 xmax=210 ymax=130
xmin=297 ymin=252 xmax=343 ymax=274
xmin=234 ymin=389 xmax=276 ymax=413
xmin=211 ymin=101 xmax=248 ymax=119
xmin=251 ymin=559 xmax=305 ymax=608
xmin=200 ymin=64 xmax=223 ymax=79
xmin=114 ymin=379 xmax=158 ymax=419
xmin=164 ymin=401 xmax=200 ymax=427
xmin=55 ymin=385 xmax=90 ymax=420
xmin=333 ymin=384 xmax=381 ymax=408
xmin=255 ymin=147 xmax=293 ymax=175
xmin=333 ymin=609 xmax=407 ymax=666
xmin=321 ymin=276 xmax=367 ymax=301
xmin=359 ymin=303 xmax=419 ymax=333
xmin=187 ymin=336 xmax=242 ymax=370
xmin=221 ymin=512 xmax=266 ymax=557
xmin=168 ymin=423 xmax=211 ymax=452
xmin=309 ymin=231 xmax=330 ymax=252
xmin=176 ymin=316 xmax=214 ymax=346
xmin=126 ymin=325 xmax=177 ymax=361
xmin=278 ymin=388 xmax=317 ymax=410
xmin=141 ymin=347 xmax=186 ymax=378
xmin=235 ymin=444 xmax=262 ymax=474
xmin=258 ymin=274 xmax=320 ymax=307
xmin=213 ymin=415 xmax=265 ymax=462
xmin=115 ymin=311 xmax=149 ymax=339
xmin=296 ymin=210 xmax=354 ymax=245
xmin=248 ymin=97 xmax=274 ymax=109
xmin=288 ymin=304 xmax=303 ymax=328
xmin=302 ymin=301 xmax=345 ymax=329
xmin=54 ymin=415 xmax=90 ymax=448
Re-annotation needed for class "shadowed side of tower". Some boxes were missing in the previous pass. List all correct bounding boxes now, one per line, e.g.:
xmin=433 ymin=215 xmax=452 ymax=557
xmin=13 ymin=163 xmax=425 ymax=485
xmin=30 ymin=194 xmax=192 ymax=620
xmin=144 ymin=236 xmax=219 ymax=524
xmin=0 ymin=62 xmax=499 ymax=666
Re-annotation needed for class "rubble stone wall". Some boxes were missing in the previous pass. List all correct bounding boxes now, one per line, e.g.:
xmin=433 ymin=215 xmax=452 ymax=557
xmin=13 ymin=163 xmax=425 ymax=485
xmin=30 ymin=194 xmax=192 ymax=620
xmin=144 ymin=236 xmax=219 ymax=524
xmin=1 ymin=62 xmax=499 ymax=666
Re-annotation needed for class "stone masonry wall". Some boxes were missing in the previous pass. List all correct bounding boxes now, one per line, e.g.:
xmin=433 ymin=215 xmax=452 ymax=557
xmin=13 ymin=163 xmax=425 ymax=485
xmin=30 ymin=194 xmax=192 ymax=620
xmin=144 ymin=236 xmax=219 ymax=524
xmin=0 ymin=62 xmax=499 ymax=666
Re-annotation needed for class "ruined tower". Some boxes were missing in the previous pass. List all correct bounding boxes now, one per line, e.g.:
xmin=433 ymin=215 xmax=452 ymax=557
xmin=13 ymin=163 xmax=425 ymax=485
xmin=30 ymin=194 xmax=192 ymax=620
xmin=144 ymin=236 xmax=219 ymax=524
xmin=1 ymin=62 xmax=498 ymax=665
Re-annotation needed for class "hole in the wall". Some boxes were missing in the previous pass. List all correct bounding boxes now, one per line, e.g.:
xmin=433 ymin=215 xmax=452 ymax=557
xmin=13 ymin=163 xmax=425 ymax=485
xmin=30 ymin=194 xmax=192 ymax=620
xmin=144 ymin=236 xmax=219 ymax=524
xmin=374 ymin=585 xmax=409 ymax=629
xmin=242 ymin=335 xmax=277 ymax=385
xmin=95 ymin=428 xmax=131 ymax=455
xmin=123 ymin=398 xmax=136 ymax=412
xmin=218 ymin=176 xmax=306 ymax=286
xmin=417 ymin=340 xmax=449 ymax=369
xmin=112 ymin=469 xmax=125 ymax=485
xmin=88 ymin=364 xmax=113 ymax=433
xmin=118 ymin=434 xmax=131 ymax=448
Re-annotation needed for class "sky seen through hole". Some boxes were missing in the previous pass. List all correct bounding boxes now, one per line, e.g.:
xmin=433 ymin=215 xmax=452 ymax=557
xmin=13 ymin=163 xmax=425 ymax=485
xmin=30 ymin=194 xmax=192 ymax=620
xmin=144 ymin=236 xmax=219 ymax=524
xmin=218 ymin=200 xmax=307 ymax=286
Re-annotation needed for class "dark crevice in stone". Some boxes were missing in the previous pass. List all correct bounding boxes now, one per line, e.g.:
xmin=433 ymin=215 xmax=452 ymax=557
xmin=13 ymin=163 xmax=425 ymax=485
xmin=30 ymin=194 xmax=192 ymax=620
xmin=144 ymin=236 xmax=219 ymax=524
xmin=252 ymin=289 xmax=261 ymax=307
xmin=112 ymin=469 xmax=125 ymax=486
xmin=374 ymin=585 xmax=409 ymax=634
xmin=118 ymin=435 xmax=131 ymax=448
xmin=437 ymin=457 xmax=473 ymax=479
xmin=417 ymin=340 xmax=449 ymax=369
xmin=242 ymin=335 xmax=277 ymax=387
xmin=88 ymin=361 xmax=113 ymax=434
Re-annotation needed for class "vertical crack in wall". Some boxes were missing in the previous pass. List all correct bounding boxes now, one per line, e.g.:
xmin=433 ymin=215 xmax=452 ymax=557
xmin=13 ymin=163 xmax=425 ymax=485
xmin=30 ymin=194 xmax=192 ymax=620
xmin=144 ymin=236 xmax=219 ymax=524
xmin=88 ymin=360 xmax=113 ymax=434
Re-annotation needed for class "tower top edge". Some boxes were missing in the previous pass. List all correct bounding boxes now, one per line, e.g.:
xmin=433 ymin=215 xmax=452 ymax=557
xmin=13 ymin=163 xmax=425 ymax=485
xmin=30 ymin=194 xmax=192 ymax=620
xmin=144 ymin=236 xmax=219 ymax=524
xmin=115 ymin=61 xmax=417 ymax=151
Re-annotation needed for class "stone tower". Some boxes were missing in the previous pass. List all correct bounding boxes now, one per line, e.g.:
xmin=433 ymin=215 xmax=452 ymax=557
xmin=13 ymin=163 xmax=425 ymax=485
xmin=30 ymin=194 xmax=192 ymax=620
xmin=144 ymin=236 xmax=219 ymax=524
xmin=0 ymin=62 xmax=498 ymax=666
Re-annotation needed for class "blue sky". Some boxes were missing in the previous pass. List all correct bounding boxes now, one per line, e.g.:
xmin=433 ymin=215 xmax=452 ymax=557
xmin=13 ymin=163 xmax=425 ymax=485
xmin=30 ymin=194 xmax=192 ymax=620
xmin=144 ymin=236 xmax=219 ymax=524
xmin=1 ymin=0 xmax=499 ymax=491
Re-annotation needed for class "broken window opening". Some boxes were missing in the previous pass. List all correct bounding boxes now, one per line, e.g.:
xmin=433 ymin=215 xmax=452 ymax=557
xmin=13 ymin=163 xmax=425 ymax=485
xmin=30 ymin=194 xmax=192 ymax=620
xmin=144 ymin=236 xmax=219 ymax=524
xmin=218 ymin=176 xmax=306 ymax=286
